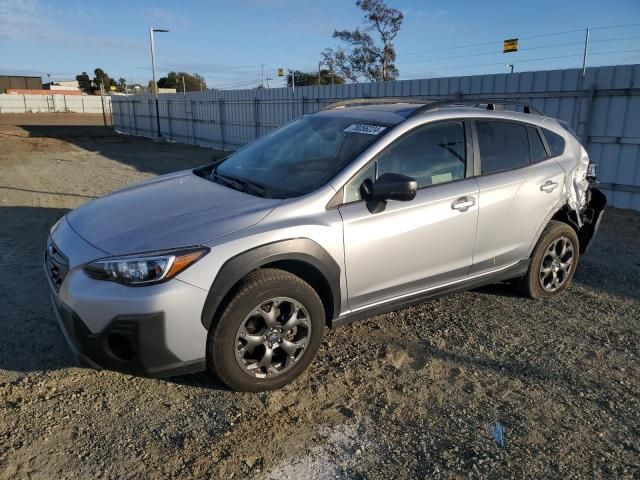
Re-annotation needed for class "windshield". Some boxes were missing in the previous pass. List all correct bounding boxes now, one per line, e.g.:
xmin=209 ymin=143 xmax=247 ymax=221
xmin=213 ymin=114 xmax=390 ymax=198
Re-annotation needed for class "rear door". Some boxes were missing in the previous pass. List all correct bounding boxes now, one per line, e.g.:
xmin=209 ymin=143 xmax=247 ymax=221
xmin=470 ymin=120 xmax=565 ymax=275
xmin=338 ymin=120 xmax=480 ymax=311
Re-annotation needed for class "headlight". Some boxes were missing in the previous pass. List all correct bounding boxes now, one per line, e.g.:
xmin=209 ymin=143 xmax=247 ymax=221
xmin=50 ymin=216 xmax=64 ymax=234
xmin=84 ymin=247 xmax=209 ymax=286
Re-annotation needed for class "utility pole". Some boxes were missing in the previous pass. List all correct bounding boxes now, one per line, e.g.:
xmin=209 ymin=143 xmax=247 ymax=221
xmin=149 ymin=27 xmax=169 ymax=138
xmin=318 ymin=62 xmax=321 ymax=86
xmin=581 ymin=28 xmax=590 ymax=77
xmin=99 ymin=80 xmax=107 ymax=127
xmin=182 ymin=76 xmax=186 ymax=94
xmin=291 ymin=69 xmax=295 ymax=92
xmin=261 ymin=64 xmax=265 ymax=89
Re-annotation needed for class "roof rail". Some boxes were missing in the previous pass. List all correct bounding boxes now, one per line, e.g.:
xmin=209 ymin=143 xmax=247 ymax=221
xmin=320 ymin=97 xmax=437 ymax=111
xmin=320 ymin=97 xmax=544 ymax=116
xmin=408 ymin=98 xmax=544 ymax=116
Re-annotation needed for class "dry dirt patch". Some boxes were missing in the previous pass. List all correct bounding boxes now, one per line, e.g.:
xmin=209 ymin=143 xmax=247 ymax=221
xmin=0 ymin=114 xmax=638 ymax=479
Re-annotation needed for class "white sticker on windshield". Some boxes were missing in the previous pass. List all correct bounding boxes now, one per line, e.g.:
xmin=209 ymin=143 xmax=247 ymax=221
xmin=344 ymin=124 xmax=386 ymax=135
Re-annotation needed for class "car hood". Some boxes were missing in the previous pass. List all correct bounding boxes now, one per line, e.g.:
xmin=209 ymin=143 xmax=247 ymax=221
xmin=66 ymin=170 xmax=280 ymax=255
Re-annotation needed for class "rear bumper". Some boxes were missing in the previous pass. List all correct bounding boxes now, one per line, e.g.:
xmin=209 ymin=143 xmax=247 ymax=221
xmin=50 ymin=294 xmax=205 ymax=377
xmin=578 ymin=187 xmax=607 ymax=253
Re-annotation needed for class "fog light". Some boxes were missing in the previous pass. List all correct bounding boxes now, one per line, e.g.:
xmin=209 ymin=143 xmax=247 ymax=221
xmin=107 ymin=334 xmax=135 ymax=361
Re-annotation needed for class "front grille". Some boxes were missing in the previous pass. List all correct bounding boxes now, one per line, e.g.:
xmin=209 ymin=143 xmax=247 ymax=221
xmin=45 ymin=240 xmax=69 ymax=293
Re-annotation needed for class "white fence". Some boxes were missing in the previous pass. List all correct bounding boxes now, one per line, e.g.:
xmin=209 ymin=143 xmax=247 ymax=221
xmin=111 ymin=64 xmax=640 ymax=210
xmin=0 ymin=94 xmax=112 ymax=114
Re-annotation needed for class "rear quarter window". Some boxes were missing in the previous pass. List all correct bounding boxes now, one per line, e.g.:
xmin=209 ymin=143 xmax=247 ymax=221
xmin=542 ymin=128 xmax=566 ymax=157
xmin=528 ymin=127 xmax=548 ymax=164
xmin=476 ymin=121 xmax=530 ymax=174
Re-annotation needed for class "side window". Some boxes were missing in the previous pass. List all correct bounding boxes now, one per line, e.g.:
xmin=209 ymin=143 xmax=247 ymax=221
xmin=528 ymin=127 xmax=548 ymax=164
xmin=344 ymin=162 xmax=376 ymax=203
xmin=377 ymin=121 xmax=466 ymax=188
xmin=542 ymin=128 xmax=566 ymax=157
xmin=476 ymin=121 xmax=530 ymax=174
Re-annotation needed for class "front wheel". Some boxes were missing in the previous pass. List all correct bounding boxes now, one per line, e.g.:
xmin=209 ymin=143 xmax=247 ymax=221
xmin=207 ymin=269 xmax=325 ymax=391
xmin=520 ymin=220 xmax=580 ymax=299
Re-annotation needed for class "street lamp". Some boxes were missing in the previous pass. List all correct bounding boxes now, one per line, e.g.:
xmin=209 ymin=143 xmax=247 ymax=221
xmin=149 ymin=27 xmax=169 ymax=138
xmin=506 ymin=64 xmax=514 ymax=74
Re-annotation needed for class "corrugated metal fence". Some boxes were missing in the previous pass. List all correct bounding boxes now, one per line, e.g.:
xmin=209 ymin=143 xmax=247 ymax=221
xmin=0 ymin=94 xmax=112 ymax=114
xmin=112 ymin=64 xmax=640 ymax=210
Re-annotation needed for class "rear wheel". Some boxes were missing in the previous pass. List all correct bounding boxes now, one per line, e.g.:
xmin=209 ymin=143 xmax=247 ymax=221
xmin=207 ymin=269 xmax=325 ymax=391
xmin=520 ymin=220 xmax=580 ymax=299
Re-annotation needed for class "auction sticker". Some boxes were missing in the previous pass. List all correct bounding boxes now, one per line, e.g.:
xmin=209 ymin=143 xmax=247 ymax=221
xmin=344 ymin=124 xmax=387 ymax=135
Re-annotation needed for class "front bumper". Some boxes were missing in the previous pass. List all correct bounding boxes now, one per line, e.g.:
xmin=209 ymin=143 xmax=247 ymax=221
xmin=45 ymin=217 xmax=209 ymax=378
xmin=49 ymin=294 xmax=205 ymax=377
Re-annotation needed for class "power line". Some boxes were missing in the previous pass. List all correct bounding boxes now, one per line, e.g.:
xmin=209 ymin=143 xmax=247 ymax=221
xmin=397 ymin=23 xmax=640 ymax=58
xmin=214 ymin=78 xmax=263 ymax=89
xmin=205 ymin=23 xmax=640 ymax=90
xmin=400 ymin=49 xmax=640 ymax=78
xmin=591 ymin=22 xmax=640 ymax=30
xmin=395 ymin=36 xmax=640 ymax=67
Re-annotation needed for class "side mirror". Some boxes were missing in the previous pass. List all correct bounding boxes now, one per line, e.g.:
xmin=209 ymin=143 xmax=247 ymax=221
xmin=362 ymin=173 xmax=418 ymax=202
xmin=360 ymin=173 xmax=417 ymax=213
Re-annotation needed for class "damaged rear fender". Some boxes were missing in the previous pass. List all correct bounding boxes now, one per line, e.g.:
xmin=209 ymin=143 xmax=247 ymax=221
xmin=551 ymin=187 xmax=607 ymax=253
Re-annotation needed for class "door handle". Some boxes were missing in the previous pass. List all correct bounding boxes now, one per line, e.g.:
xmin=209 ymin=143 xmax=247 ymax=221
xmin=451 ymin=196 xmax=475 ymax=212
xmin=540 ymin=180 xmax=559 ymax=193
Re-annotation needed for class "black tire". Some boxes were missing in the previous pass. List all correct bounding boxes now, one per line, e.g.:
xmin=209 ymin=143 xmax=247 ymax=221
xmin=206 ymin=268 xmax=325 ymax=392
xmin=519 ymin=220 xmax=580 ymax=299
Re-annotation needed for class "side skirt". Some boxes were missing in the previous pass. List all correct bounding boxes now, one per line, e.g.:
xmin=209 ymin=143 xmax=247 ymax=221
xmin=331 ymin=259 xmax=529 ymax=329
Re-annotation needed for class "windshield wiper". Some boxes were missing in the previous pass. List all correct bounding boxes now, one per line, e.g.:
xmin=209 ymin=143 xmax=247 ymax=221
xmin=210 ymin=172 xmax=268 ymax=197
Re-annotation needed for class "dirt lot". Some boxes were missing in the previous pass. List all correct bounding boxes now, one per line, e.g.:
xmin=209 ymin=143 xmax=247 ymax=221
xmin=0 ymin=113 xmax=639 ymax=479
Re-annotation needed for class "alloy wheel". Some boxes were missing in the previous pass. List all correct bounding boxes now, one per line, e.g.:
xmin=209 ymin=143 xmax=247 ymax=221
xmin=539 ymin=236 xmax=574 ymax=292
xmin=234 ymin=297 xmax=311 ymax=378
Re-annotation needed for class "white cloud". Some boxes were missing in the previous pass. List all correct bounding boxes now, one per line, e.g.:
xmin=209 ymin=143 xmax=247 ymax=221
xmin=143 ymin=7 xmax=189 ymax=28
xmin=0 ymin=0 xmax=52 ymax=41
xmin=0 ymin=0 xmax=144 ymax=51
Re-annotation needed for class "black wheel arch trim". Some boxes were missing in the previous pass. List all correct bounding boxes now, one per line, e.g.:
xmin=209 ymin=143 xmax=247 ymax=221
xmin=201 ymin=238 xmax=341 ymax=330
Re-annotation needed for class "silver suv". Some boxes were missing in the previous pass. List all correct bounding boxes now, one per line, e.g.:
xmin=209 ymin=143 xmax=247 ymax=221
xmin=45 ymin=98 xmax=606 ymax=391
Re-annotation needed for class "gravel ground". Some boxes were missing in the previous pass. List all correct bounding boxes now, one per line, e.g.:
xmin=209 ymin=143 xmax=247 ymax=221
xmin=0 ymin=113 xmax=639 ymax=479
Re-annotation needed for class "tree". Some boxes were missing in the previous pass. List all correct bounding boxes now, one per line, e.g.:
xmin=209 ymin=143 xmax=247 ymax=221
xmin=93 ymin=68 xmax=116 ymax=91
xmin=286 ymin=69 xmax=345 ymax=87
xmin=116 ymin=78 xmax=127 ymax=93
xmin=158 ymin=72 xmax=207 ymax=92
xmin=76 ymin=72 xmax=92 ymax=93
xmin=322 ymin=0 xmax=403 ymax=82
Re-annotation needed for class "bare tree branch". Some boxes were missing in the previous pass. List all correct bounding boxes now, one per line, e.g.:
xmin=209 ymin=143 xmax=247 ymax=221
xmin=321 ymin=0 xmax=403 ymax=83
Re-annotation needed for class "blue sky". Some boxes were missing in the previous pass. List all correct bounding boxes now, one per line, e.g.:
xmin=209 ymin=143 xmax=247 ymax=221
xmin=1 ymin=0 xmax=639 ymax=89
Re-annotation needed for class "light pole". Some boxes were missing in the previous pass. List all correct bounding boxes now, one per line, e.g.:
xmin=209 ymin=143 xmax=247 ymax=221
xmin=150 ymin=27 xmax=169 ymax=138
xmin=506 ymin=64 xmax=514 ymax=74
xmin=581 ymin=28 xmax=590 ymax=77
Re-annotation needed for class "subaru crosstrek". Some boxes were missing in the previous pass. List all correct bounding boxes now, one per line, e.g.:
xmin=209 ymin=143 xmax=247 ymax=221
xmin=45 ymin=98 xmax=606 ymax=391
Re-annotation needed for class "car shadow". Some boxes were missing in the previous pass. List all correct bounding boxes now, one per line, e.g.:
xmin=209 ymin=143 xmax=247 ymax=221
xmin=472 ymin=281 xmax=521 ymax=298
xmin=11 ymin=123 xmax=224 ymax=177
xmin=0 ymin=206 xmax=78 ymax=374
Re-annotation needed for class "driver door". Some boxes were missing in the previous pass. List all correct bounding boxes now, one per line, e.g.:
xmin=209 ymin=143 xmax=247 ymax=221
xmin=338 ymin=120 xmax=479 ymax=311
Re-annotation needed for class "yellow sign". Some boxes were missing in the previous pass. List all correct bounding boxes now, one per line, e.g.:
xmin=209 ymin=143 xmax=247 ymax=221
xmin=277 ymin=68 xmax=284 ymax=77
xmin=503 ymin=38 xmax=518 ymax=53
xmin=109 ymin=85 xmax=116 ymax=91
